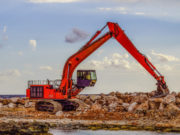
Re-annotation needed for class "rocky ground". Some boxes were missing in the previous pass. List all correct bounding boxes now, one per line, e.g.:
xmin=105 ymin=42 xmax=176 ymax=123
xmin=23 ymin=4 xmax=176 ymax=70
xmin=1 ymin=91 xmax=180 ymax=134
xmin=0 ymin=121 xmax=51 ymax=135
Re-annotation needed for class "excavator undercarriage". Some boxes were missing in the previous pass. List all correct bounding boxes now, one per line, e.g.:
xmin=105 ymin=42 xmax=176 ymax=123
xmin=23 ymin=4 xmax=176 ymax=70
xmin=35 ymin=100 xmax=79 ymax=113
xmin=35 ymin=98 xmax=89 ymax=113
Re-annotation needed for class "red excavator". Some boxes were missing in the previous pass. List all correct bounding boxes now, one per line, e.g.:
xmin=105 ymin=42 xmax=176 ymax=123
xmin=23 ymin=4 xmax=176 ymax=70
xmin=26 ymin=22 xmax=169 ymax=113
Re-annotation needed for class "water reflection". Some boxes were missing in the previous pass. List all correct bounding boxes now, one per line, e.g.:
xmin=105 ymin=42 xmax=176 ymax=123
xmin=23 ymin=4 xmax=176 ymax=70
xmin=49 ymin=129 xmax=180 ymax=135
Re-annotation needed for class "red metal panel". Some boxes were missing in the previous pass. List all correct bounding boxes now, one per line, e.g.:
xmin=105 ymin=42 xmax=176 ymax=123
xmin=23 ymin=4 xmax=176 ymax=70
xmin=26 ymin=89 xmax=30 ymax=98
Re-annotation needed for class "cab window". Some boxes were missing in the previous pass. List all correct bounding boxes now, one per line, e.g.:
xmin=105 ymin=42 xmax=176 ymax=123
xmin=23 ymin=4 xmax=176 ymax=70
xmin=91 ymin=71 xmax=97 ymax=80
xmin=86 ymin=72 xmax=91 ymax=80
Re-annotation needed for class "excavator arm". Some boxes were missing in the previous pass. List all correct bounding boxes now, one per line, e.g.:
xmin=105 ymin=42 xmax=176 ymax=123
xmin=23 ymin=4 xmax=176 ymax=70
xmin=107 ymin=22 xmax=169 ymax=96
xmin=60 ymin=22 xmax=169 ymax=97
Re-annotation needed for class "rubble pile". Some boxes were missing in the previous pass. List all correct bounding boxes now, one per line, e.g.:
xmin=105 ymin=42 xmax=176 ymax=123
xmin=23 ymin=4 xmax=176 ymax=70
xmin=0 ymin=91 xmax=180 ymax=121
xmin=74 ymin=91 xmax=180 ymax=120
xmin=0 ymin=97 xmax=34 ymax=109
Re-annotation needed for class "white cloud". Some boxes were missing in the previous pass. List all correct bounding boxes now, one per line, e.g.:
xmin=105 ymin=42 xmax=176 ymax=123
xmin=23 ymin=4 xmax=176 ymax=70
xmin=111 ymin=0 xmax=139 ymax=2
xmin=146 ymin=55 xmax=152 ymax=61
xmin=151 ymin=50 xmax=179 ymax=62
xmin=28 ymin=0 xmax=144 ymax=4
xmin=82 ymin=51 xmax=177 ymax=76
xmin=112 ymin=53 xmax=123 ymax=59
xmin=156 ymin=64 xmax=173 ymax=71
xmin=27 ymin=0 xmax=180 ymax=22
xmin=98 ymin=7 xmax=128 ymax=15
xmin=1 ymin=25 xmax=8 ymax=42
xmin=0 ymin=69 xmax=21 ymax=78
xmin=29 ymin=39 xmax=37 ymax=51
xmin=28 ymin=0 xmax=140 ymax=3
xmin=0 ymin=44 xmax=3 ymax=48
xmin=3 ymin=26 xmax=7 ymax=33
xmin=120 ymin=11 xmax=128 ymax=15
xmin=18 ymin=51 xmax=23 ymax=56
xmin=124 ymin=53 xmax=129 ymax=58
xmin=2 ymin=35 xmax=8 ymax=41
xmin=22 ymin=70 xmax=34 ymax=76
xmin=87 ymin=53 xmax=131 ymax=70
xmin=28 ymin=0 xmax=80 ymax=3
xmin=134 ymin=12 xmax=145 ymax=15
xmin=162 ymin=65 xmax=173 ymax=71
xmin=116 ymin=7 xmax=127 ymax=11
xmin=96 ymin=1 xmax=180 ymax=22
xmin=98 ymin=6 xmax=147 ymax=16
xmin=98 ymin=7 xmax=112 ymax=11
xmin=112 ymin=53 xmax=129 ymax=59
xmin=39 ymin=66 xmax=53 ymax=71
xmin=96 ymin=49 xmax=104 ymax=56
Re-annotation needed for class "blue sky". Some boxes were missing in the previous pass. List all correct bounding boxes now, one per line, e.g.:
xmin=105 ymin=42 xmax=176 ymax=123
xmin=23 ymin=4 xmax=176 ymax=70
xmin=0 ymin=0 xmax=180 ymax=94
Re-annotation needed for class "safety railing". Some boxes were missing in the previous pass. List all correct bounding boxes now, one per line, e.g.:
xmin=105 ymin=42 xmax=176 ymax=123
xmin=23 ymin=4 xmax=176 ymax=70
xmin=28 ymin=79 xmax=61 ymax=89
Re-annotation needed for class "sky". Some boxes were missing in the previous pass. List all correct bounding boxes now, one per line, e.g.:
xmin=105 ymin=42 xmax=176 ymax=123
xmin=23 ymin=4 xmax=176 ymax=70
xmin=0 ymin=0 xmax=180 ymax=94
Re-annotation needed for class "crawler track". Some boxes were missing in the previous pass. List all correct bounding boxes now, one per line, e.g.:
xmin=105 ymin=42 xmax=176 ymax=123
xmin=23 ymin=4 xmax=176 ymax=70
xmin=35 ymin=99 xmax=81 ymax=113
xmin=35 ymin=100 xmax=62 ymax=113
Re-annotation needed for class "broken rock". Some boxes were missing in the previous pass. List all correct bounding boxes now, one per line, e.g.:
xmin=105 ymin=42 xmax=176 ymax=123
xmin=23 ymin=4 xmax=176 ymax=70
xmin=122 ymin=103 xmax=129 ymax=111
xmin=136 ymin=101 xmax=149 ymax=112
xmin=91 ymin=103 xmax=102 ymax=111
xmin=89 ymin=95 xmax=101 ymax=102
xmin=163 ymin=94 xmax=176 ymax=104
xmin=149 ymin=101 xmax=156 ymax=110
xmin=159 ymin=102 xmax=164 ymax=110
xmin=77 ymin=95 xmax=88 ymax=102
xmin=167 ymin=103 xmax=180 ymax=112
xmin=128 ymin=102 xmax=137 ymax=112
xmin=17 ymin=98 xmax=25 ymax=105
xmin=176 ymin=98 xmax=180 ymax=104
xmin=108 ymin=102 xmax=118 ymax=112
xmin=56 ymin=111 xmax=64 ymax=117
xmin=0 ymin=103 xmax=3 ymax=108
xmin=84 ymin=98 xmax=92 ymax=105
xmin=149 ymin=98 xmax=163 ymax=103
xmin=10 ymin=97 xmax=19 ymax=103
xmin=25 ymin=101 xmax=34 ymax=108
xmin=2 ymin=99 xmax=11 ymax=105
xmin=8 ymin=103 xmax=16 ymax=108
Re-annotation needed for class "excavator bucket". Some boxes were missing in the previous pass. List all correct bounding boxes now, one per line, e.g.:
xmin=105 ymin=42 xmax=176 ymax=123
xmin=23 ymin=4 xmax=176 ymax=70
xmin=153 ymin=85 xmax=170 ymax=98
xmin=77 ymin=70 xmax=97 ymax=88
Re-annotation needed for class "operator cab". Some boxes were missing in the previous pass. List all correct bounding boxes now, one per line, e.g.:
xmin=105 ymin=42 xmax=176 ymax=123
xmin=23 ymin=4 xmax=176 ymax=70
xmin=77 ymin=70 xmax=97 ymax=88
